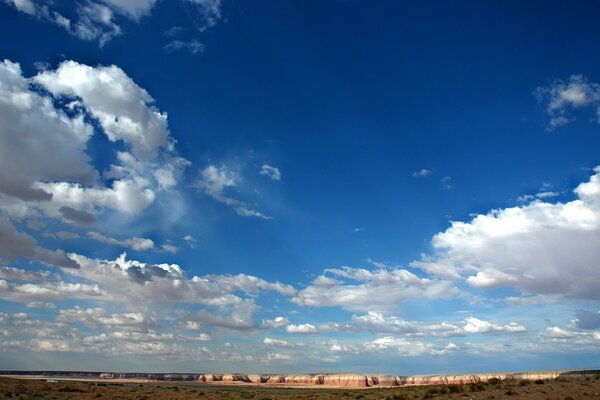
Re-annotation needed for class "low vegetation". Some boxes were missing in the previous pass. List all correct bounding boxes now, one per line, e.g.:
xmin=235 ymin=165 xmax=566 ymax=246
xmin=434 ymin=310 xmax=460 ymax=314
xmin=1 ymin=375 xmax=599 ymax=400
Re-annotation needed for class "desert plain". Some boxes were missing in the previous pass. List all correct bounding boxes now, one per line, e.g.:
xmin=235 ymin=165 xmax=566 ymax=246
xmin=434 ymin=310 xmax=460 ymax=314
xmin=2 ymin=370 xmax=600 ymax=400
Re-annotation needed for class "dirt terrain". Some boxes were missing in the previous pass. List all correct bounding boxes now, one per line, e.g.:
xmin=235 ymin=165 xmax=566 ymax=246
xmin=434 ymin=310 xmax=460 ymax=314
xmin=2 ymin=375 xmax=600 ymax=400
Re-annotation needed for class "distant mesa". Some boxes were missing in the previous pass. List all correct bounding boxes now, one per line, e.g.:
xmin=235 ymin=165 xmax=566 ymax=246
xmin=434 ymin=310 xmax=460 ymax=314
xmin=1 ymin=370 xmax=598 ymax=388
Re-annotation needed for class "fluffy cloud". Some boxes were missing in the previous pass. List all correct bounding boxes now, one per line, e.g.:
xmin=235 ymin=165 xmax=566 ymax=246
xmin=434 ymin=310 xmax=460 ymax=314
xmin=0 ymin=59 xmax=190 ymax=273
xmin=0 ymin=60 xmax=95 ymax=203
xmin=462 ymin=317 xmax=526 ymax=334
xmin=35 ymin=61 xmax=170 ymax=159
xmin=67 ymin=252 xmax=295 ymax=310
xmin=0 ymin=279 xmax=103 ymax=303
xmin=57 ymin=307 xmax=153 ymax=328
xmin=412 ymin=166 xmax=600 ymax=300
xmin=292 ymin=265 xmax=458 ymax=312
xmin=1 ymin=59 xmax=187 ymax=220
xmin=536 ymin=75 xmax=600 ymax=128
xmin=195 ymin=165 xmax=271 ymax=219
xmin=286 ymin=323 xmax=317 ymax=334
xmin=263 ymin=337 xmax=295 ymax=348
xmin=262 ymin=316 xmax=290 ymax=329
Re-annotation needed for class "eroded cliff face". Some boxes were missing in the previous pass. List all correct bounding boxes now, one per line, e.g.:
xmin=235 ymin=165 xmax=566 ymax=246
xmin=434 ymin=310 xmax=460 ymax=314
xmin=3 ymin=370 xmax=572 ymax=388
xmin=187 ymin=371 xmax=564 ymax=387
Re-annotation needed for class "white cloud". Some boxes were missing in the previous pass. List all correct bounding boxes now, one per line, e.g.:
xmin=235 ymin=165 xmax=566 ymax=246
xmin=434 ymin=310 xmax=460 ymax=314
xmin=262 ymin=316 xmax=289 ymax=329
xmin=292 ymin=265 xmax=458 ymax=312
xmin=263 ymin=337 xmax=294 ymax=348
xmin=87 ymin=231 xmax=154 ymax=251
xmin=195 ymin=165 xmax=271 ymax=219
xmin=260 ymin=164 xmax=281 ymax=181
xmin=3 ymin=0 xmax=222 ymax=46
xmin=462 ymin=317 xmax=526 ymax=334
xmin=412 ymin=166 xmax=600 ymax=300
xmin=0 ymin=60 xmax=96 ymax=202
xmin=412 ymin=168 xmax=431 ymax=178
xmin=4 ymin=0 xmax=35 ymax=15
xmin=536 ymin=75 xmax=600 ymax=128
xmin=0 ymin=266 xmax=49 ymax=282
xmin=102 ymin=0 xmax=157 ymax=20
xmin=0 ymin=279 xmax=103 ymax=303
xmin=35 ymin=61 xmax=170 ymax=160
xmin=57 ymin=307 xmax=152 ymax=328
xmin=286 ymin=323 xmax=317 ymax=334
xmin=161 ymin=243 xmax=178 ymax=253
xmin=73 ymin=2 xmax=121 ymax=46
xmin=0 ymin=59 xmax=188 ymax=236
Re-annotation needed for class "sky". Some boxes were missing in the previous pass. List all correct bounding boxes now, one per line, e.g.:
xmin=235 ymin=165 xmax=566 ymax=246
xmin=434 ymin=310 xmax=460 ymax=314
xmin=1 ymin=0 xmax=600 ymax=375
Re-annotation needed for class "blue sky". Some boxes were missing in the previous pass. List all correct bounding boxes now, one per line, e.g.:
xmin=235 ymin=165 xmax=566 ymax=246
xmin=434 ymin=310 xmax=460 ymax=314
xmin=1 ymin=0 xmax=600 ymax=375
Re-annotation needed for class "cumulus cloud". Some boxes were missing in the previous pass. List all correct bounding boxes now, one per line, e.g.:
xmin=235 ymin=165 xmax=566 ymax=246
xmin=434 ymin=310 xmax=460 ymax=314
xmin=536 ymin=74 xmax=600 ymax=128
xmin=263 ymin=337 xmax=295 ymax=348
xmin=286 ymin=323 xmax=317 ymax=334
xmin=292 ymin=265 xmax=458 ymax=312
xmin=412 ymin=166 xmax=600 ymax=300
xmin=1 ymin=59 xmax=187 ymax=228
xmin=195 ymin=165 xmax=271 ymax=219
xmin=67 ymin=252 xmax=295 ymax=309
xmin=0 ymin=279 xmax=103 ymax=303
xmin=35 ymin=60 xmax=170 ymax=159
xmin=57 ymin=307 xmax=153 ymax=328
xmin=462 ymin=317 xmax=526 ymax=334
xmin=260 ymin=164 xmax=281 ymax=181
xmin=262 ymin=316 xmax=290 ymax=329
xmin=0 ymin=60 xmax=96 ymax=202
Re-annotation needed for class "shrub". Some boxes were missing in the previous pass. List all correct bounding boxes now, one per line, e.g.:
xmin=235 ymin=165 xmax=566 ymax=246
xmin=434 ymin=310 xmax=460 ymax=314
xmin=488 ymin=377 xmax=501 ymax=385
xmin=534 ymin=379 xmax=544 ymax=385
xmin=448 ymin=384 xmax=461 ymax=393
xmin=505 ymin=389 xmax=514 ymax=396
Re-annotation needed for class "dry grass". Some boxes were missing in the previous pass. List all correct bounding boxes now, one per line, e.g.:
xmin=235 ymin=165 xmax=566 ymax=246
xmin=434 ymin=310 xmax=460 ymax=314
xmin=1 ymin=375 xmax=600 ymax=400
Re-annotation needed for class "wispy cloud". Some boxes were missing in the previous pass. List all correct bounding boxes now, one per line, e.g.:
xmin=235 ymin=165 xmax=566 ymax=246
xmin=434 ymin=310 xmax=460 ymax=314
xmin=163 ymin=39 xmax=205 ymax=55
xmin=260 ymin=164 xmax=281 ymax=181
xmin=195 ymin=165 xmax=272 ymax=219
xmin=412 ymin=168 xmax=432 ymax=177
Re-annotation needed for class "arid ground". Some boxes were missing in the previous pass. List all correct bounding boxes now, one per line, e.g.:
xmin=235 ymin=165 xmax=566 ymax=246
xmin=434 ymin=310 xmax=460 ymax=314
xmin=2 ymin=375 xmax=600 ymax=400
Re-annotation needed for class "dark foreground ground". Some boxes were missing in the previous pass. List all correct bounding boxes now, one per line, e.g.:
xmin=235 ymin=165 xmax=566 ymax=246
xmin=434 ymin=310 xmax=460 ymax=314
xmin=2 ymin=375 xmax=600 ymax=400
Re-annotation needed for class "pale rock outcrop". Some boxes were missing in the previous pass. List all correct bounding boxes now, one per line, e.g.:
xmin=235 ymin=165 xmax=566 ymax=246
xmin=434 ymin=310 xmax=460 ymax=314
xmin=372 ymin=375 xmax=398 ymax=386
xmin=322 ymin=374 xmax=368 ymax=387
xmin=247 ymin=374 xmax=267 ymax=383
xmin=204 ymin=374 xmax=223 ymax=382
xmin=266 ymin=375 xmax=285 ymax=384
xmin=222 ymin=373 xmax=251 ymax=382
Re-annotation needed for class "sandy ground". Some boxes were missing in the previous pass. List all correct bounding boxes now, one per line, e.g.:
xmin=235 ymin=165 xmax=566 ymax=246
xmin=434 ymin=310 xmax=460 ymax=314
xmin=2 ymin=374 xmax=600 ymax=400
